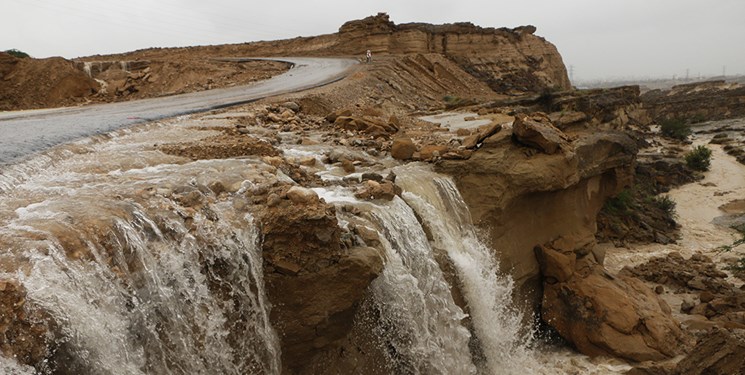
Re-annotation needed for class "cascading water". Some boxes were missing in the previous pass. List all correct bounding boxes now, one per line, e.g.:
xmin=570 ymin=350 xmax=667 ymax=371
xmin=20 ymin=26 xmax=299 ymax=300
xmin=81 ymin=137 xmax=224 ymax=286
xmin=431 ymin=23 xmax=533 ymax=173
xmin=0 ymin=129 xmax=282 ymax=374
xmin=394 ymin=164 xmax=539 ymax=374
xmin=316 ymin=190 xmax=476 ymax=374
xmin=0 ymin=115 xmax=634 ymax=374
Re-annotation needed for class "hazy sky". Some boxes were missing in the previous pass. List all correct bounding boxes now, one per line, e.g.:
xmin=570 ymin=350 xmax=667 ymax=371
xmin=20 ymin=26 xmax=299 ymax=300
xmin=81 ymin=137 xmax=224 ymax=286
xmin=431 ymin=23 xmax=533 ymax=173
xmin=2 ymin=0 xmax=744 ymax=81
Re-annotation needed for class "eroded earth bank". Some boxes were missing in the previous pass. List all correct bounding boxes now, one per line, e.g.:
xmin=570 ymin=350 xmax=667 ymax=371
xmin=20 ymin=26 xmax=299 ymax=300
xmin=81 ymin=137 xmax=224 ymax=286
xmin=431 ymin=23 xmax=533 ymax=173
xmin=3 ymin=13 xmax=745 ymax=375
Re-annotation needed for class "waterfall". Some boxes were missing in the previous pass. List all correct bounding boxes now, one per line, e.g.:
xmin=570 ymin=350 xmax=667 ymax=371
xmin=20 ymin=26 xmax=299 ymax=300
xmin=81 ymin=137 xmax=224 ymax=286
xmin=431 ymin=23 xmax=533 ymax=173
xmin=394 ymin=164 xmax=540 ymax=374
xmin=83 ymin=62 xmax=93 ymax=78
xmin=316 ymin=190 xmax=477 ymax=374
xmin=1 ymin=157 xmax=281 ymax=374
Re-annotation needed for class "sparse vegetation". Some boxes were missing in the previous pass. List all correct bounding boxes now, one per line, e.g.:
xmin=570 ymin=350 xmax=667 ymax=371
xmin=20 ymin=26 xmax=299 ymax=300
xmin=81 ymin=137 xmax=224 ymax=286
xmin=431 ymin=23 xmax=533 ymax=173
xmin=660 ymin=118 xmax=691 ymax=140
xmin=603 ymin=189 xmax=634 ymax=214
xmin=653 ymin=195 xmax=677 ymax=217
xmin=4 ymin=49 xmax=30 ymax=58
xmin=685 ymin=145 xmax=712 ymax=171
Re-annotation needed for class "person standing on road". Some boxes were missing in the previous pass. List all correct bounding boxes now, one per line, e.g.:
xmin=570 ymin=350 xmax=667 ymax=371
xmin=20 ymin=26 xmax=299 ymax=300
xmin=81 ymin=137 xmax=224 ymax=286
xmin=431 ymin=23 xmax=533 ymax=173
xmin=366 ymin=50 xmax=372 ymax=63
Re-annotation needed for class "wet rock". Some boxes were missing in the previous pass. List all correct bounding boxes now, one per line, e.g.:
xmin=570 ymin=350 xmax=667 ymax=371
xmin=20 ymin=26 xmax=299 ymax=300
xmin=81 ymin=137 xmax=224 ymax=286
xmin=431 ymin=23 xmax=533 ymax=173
xmin=360 ymin=172 xmax=384 ymax=183
xmin=391 ymin=138 xmax=416 ymax=160
xmin=0 ymin=280 xmax=52 ymax=367
xmin=258 ymin=195 xmax=383 ymax=373
xmin=286 ymin=186 xmax=319 ymax=204
xmin=513 ymin=113 xmax=570 ymax=154
xmin=354 ymin=180 xmax=400 ymax=201
xmin=340 ymin=159 xmax=356 ymax=173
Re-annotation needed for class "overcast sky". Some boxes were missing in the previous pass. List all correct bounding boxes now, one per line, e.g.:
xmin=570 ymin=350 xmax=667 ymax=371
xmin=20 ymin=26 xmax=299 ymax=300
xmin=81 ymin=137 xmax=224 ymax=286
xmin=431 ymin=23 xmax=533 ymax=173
xmin=2 ymin=0 xmax=743 ymax=81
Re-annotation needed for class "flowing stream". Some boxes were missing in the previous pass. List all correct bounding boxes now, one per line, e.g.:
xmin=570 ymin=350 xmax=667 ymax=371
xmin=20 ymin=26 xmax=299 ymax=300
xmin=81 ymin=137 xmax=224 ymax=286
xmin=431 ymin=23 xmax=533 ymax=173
xmin=0 ymin=115 xmax=631 ymax=374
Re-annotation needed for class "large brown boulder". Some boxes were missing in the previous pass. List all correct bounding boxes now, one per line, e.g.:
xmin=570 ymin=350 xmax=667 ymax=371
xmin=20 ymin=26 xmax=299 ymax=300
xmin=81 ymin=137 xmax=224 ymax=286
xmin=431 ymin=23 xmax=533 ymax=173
xmin=513 ymin=113 xmax=571 ymax=154
xmin=536 ymin=242 xmax=690 ymax=362
xmin=258 ymin=189 xmax=384 ymax=373
xmin=390 ymin=137 xmax=416 ymax=160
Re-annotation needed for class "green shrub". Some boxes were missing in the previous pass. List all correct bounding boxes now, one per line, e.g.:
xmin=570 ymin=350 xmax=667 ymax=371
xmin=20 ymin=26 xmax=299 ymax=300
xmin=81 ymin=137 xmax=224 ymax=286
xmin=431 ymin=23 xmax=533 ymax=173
xmin=660 ymin=118 xmax=691 ymax=140
xmin=4 ymin=49 xmax=30 ymax=58
xmin=685 ymin=145 xmax=712 ymax=171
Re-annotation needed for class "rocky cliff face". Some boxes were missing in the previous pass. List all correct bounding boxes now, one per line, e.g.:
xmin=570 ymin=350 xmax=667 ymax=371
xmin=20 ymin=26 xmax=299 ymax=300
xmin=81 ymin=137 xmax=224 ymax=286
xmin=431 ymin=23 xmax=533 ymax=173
xmin=336 ymin=13 xmax=571 ymax=93
xmin=436 ymin=115 xmax=638 ymax=308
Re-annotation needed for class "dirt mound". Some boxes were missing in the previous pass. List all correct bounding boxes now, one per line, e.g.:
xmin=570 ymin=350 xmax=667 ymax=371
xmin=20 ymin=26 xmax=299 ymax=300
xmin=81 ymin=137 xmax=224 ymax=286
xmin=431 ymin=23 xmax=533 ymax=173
xmin=0 ymin=52 xmax=98 ymax=110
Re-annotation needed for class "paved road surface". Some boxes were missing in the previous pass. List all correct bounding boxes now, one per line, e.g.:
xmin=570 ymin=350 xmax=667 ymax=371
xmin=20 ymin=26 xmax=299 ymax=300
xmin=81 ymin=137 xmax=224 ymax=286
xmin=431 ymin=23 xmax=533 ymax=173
xmin=0 ymin=57 xmax=356 ymax=166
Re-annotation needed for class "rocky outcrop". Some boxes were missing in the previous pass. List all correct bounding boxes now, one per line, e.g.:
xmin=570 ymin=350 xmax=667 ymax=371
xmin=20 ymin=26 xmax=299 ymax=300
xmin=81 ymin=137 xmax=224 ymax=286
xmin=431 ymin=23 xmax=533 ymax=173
xmin=337 ymin=13 xmax=570 ymax=93
xmin=549 ymin=86 xmax=651 ymax=129
xmin=642 ymin=80 xmax=745 ymax=123
xmin=536 ymin=240 xmax=689 ymax=362
xmin=436 ymin=114 xmax=638 ymax=306
xmin=257 ymin=186 xmax=384 ymax=373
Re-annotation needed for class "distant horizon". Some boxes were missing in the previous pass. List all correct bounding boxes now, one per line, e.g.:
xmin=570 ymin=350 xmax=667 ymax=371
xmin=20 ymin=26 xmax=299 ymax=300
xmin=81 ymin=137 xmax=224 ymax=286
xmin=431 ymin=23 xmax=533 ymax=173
xmin=2 ymin=1 xmax=744 ymax=81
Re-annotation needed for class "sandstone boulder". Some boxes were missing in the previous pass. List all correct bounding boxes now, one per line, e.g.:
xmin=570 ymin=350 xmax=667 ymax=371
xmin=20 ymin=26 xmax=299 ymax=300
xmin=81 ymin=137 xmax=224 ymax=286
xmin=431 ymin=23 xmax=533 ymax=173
xmin=537 ymin=243 xmax=689 ymax=362
xmin=513 ymin=113 xmax=570 ymax=154
xmin=462 ymin=122 xmax=502 ymax=149
xmin=258 ymin=196 xmax=383 ymax=373
xmin=391 ymin=138 xmax=416 ymax=160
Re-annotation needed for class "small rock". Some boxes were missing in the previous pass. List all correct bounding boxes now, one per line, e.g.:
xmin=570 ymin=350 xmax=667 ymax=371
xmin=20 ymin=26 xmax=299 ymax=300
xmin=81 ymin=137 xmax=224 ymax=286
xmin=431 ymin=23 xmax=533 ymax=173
xmin=699 ymin=291 xmax=716 ymax=303
xmin=267 ymin=193 xmax=281 ymax=207
xmin=341 ymin=159 xmax=356 ymax=173
xmin=299 ymin=157 xmax=317 ymax=167
xmin=361 ymin=172 xmax=384 ymax=182
xmin=655 ymin=285 xmax=665 ymax=294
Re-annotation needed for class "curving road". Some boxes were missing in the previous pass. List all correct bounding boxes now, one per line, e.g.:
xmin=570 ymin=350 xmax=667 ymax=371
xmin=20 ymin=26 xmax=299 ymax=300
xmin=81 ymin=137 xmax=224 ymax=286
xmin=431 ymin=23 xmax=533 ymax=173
xmin=0 ymin=57 xmax=356 ymax=166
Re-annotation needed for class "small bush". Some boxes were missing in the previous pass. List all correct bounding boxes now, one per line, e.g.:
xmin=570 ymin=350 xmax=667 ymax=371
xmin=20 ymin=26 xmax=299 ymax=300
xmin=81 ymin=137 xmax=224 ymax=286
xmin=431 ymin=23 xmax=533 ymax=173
xmin=685 ymin=145 xmax=713 ymax=171
xmin=653 ymin=195 xmax=677 ymax=216
xmin=4 ymin=49 xmax=30 ymax=58
xmin=660 ymin=118 xmax=691 ymax=140
xmin=604 ymin=189 xmax=634 ymax=213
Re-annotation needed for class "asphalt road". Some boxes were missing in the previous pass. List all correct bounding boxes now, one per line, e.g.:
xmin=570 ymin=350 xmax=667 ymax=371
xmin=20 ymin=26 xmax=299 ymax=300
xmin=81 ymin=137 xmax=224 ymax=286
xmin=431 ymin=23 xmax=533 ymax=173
xmin=0 ymin=57 xmax=356 ymax=166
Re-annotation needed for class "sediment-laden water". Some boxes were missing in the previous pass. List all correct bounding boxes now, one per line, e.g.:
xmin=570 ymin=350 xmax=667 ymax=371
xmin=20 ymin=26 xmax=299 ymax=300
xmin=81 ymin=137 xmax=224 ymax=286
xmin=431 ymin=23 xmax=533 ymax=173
xmin=0 ymin=116 xmax=634 ymax=374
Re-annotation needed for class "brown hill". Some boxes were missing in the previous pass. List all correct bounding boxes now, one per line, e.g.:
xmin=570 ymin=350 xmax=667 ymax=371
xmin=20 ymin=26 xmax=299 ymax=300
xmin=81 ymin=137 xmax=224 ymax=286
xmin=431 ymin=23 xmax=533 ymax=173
xmin=1 ymin=13 xmax=570 ymax=111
